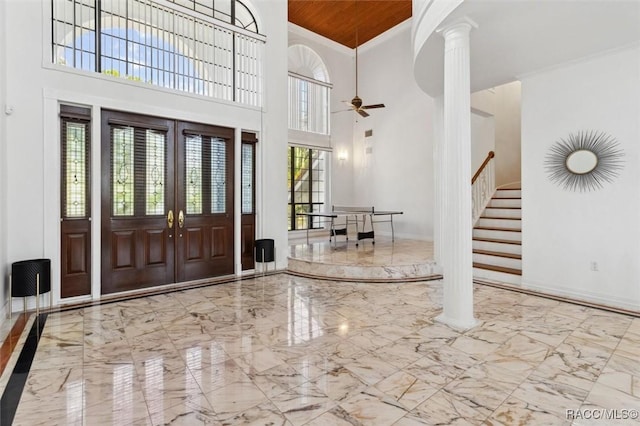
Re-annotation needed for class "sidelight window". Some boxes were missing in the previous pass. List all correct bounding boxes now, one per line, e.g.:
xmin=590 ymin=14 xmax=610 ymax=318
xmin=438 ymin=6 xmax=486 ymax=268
xmin=61 ymin=106 xmax=91 ymax=218
xmin=241 ymin=143 xmax=253 ymax=214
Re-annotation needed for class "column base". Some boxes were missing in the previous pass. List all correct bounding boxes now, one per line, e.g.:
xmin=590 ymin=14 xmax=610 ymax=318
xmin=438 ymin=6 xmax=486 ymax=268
xmin=435 ymin=312 xmax=480 ymax=332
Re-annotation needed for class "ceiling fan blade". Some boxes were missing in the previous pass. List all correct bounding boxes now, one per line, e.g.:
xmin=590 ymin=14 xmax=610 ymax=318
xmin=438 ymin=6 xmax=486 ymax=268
xmin=331 ymin=109 xmax=352 ymax=114
xmin=342 ymin=100 xmax=356 ymax=108
xmin=361 ymin=104 xmax=385 ymax=110
xmin=357 ymin=109 xmax=369 ymax=118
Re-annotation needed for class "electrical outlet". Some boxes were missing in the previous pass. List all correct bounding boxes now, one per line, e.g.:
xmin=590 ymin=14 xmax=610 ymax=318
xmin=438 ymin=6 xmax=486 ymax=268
xmin=590 ymin=261 xmax=598 ymax=272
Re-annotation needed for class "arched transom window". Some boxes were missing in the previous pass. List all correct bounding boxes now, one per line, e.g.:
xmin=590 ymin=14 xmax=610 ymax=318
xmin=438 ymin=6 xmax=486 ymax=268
xmin=52 ymin=0 xmax=264 ymax=106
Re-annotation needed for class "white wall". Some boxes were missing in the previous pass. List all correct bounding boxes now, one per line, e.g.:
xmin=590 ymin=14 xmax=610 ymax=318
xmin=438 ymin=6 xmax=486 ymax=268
xmin=354 ymin=23 xmax=436 ymax=240
xmin=257 ymin=0 xmax=289 ymax=265
xmin=470 ymin=112 xmax=495 ymax=174
xmin=471 ymin=81 xmax=521 ymax=187
xmin=288 ymin=24 xmax=355 ymax=206
xmin=0 ymin=0 xmax=7 ymax=317
xmin=3 ymin=0 xmax=288 ymax=308
xmin=521 ymin=45 xmax=640 ymax=311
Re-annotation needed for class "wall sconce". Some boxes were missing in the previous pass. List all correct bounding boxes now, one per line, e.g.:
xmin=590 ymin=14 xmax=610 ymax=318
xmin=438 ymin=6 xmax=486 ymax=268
xmin=338 ymin=150 xmax=348 ymax=161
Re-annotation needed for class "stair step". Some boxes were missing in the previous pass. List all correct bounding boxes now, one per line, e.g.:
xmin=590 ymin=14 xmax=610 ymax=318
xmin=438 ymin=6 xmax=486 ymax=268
xmin=474 ymin=253 xmax=522 ymax=270
xmin=476 ymin=218 xmax=521 ymax=230
xmin=493 ymin=189 xmax=521 ymax=198
xmin=473 ymin=262 xmax=522 ymax=276
xmin=473 ymin=237 xmax=521 ymax=246
xmin=488 ymin=198 xmax=521 ymax=208
xmin=480 ymin=216 xmax=521 ymax=220
xmin=483 ymin=209 xmax=521 ymax=219
xmin=474 ymin=226 xmax=521 ymax=232
xmin=473 ymin=228 xmax=522 ymax=242
xmin=473 ymin=239 xmax=521 ymax=255
xmin=473 ymin=249 xmax=521 ymax=260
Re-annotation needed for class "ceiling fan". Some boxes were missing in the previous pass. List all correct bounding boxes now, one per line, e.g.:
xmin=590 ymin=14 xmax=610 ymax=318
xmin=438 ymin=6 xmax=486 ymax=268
xmin=342 ymin=0 xmax=385 ymax=118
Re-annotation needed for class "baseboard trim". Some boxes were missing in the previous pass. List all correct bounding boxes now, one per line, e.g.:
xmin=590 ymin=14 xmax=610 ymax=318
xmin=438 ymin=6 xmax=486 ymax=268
xmin=474 ymin=278 xmax=640 ymax=318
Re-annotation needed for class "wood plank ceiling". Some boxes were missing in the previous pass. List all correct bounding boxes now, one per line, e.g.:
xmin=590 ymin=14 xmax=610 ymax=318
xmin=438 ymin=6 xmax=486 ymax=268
xmin=288 ymin=0 xmax=412 ymax=48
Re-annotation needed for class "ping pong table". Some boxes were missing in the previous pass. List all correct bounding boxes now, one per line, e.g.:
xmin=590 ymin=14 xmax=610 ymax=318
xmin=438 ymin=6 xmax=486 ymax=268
xmin=297 ymin=206 xmax=403 ymax=247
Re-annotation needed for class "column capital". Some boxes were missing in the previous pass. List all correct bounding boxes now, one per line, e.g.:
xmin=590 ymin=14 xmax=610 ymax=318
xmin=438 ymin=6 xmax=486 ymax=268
xmin=437 ymin=16 xmax=478 ymax=39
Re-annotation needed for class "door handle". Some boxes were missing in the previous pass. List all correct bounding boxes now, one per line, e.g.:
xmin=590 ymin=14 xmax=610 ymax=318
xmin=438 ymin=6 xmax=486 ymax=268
xmin=178 ymin=210 xmax=185 ymax=228
xmin=167 ymin=210 xmax=174 ymax=228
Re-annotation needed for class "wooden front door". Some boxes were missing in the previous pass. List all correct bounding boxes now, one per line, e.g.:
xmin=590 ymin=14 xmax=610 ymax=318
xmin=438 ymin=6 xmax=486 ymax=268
xmin=101 ymin=111 xmax=234 ymax=294
xmin=176 ymin=122 xmax=234 ymax=281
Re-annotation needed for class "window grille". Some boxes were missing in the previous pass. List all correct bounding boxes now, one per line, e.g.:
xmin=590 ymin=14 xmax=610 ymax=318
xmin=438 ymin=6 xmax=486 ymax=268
xmin=288 ymin=73 xmax=330 ymax=135
xmin=288 ymin=146 xmax=326 ymax=230
xmin=52 ymin=0 xmax=263 ymax=106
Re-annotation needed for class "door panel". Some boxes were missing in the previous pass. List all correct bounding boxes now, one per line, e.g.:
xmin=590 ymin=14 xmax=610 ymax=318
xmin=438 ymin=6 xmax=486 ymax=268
xmin=186 ymin=228 xmax=204 ymax=261
xmin=176 ymin=122 xmax=234 ymax=281
xmin=101 ymin=111 xmax=176 ymax=294
xmin=211 ymin=227 xmax=227 ymax=258
xmin=61 ymin=219 xmax=91 ymax=298
xmin=112 ymin=231 xmax=136 ymax=269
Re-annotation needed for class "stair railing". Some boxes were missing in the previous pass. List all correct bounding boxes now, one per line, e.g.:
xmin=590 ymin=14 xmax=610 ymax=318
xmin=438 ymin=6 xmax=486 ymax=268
xmin=472 ymin=151 xmax=495 ymax=224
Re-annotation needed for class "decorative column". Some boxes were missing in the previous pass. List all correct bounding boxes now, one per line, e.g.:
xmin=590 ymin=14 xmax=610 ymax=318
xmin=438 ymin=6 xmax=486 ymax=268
xmin=435 ymin=18 xmax=479 ymax=331
xmin=433 ymin=96 xmax=444 ymax=266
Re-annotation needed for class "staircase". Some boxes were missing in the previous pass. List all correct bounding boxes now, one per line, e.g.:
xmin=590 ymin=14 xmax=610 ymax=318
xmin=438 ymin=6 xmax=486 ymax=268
xmin=473 ymin=188 xmax=522 ymax=285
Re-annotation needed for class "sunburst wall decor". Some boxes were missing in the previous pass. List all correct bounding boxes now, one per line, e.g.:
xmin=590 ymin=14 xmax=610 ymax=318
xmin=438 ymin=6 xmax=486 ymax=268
xmin=544 ymin=130 xmax=624 ymax=192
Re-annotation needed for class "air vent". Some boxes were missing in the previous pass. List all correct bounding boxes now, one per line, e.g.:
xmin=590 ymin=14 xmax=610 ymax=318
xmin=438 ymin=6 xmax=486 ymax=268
xmin=365 ymin=129 xmax=373 ymax=138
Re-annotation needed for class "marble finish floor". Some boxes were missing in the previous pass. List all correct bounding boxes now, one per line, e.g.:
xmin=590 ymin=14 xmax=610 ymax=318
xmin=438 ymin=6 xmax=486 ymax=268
xmin=2 ymin=274 xmax=639 ymax=425
xmin=288 ymin=238 xmax=434 ymax=266
xmin=287 ymin=238 xmax=439 ymax=281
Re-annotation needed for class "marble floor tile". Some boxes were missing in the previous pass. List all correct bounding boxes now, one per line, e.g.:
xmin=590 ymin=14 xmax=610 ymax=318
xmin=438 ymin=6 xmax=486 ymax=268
xmin=511 ymin=375 xmax=589 ymax=418
xmin=337 ymin=387 xmax=408 ymax=425
xmin=487 ymin=396 xmax=569 ymax=426
xmin=2 ymin=269 xmax=639 ymax=426
xmin=373 ymin=370 xmax=438 ymax=410
xmin=269 ymin=382 xmax=336 ymax=425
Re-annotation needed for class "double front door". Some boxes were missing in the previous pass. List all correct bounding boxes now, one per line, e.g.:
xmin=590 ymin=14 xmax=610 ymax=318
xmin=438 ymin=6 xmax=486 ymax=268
xmin=101 ymin=110 xmax=234 ymax=294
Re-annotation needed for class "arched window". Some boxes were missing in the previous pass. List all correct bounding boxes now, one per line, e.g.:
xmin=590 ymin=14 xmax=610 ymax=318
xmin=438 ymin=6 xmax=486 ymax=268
xmin=51 ymin=0 xmax=263 ymax=106
xmin=287 ymin=44 xmax=331 ymax=134
xmin=287 ymin=45 xmax=331 ymax=231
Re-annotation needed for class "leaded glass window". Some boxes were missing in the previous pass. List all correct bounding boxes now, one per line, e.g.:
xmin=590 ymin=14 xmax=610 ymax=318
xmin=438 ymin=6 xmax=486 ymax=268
xmin=61 ymin=106 xmax=91 ymax=219
xmin=145 ymin=130 xmax=166 ymax=215
xmin=65 ymin=123 xmax=87 ymax=217
xmin=112 ymin=127 xmax=135 ymax=216
xmin=185 ymin=135 xmax=203 ymax=215
xmin=211 ymin=138 xmax=226 ymax=213
xmin=241 ymin=143 xmax=253 ymax=214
